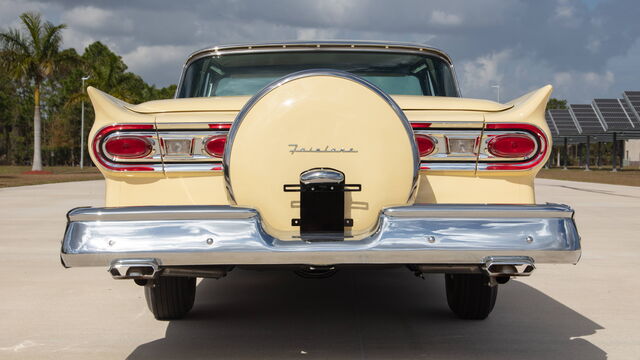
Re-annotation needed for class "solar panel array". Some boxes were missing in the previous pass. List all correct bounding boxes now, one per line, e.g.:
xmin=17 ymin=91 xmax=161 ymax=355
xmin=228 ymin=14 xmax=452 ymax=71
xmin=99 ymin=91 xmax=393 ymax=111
xmin=592 ymin=98 xmax=634 ymax=131
xmin=545 ymin=111 xmax=559 ymax=135
xmin=569 ymin=104 xmax=605 ymax=134
xmin=622 ymin=91 xmax=640 ymax=126
xmin=543 ymin=90 xmax=640 ymax=140
xmin=548 ymin=109 xmax=579 ymax=135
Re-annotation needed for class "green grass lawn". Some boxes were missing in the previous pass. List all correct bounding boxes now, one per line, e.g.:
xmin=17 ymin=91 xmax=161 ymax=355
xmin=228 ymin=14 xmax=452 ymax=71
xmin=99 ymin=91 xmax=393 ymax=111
xmin=537 ymin=168 xmax=640 ymax=187
xmin=0 ymin=166 xmax=103 ymax=188
xmin=1 ymin=165 xmax=639 ymax=188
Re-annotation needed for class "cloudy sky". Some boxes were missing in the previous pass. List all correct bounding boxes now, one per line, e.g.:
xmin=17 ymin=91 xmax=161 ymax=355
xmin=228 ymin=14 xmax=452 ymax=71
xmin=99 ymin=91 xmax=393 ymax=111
xmin=1 ymin=0 xmax=638 ymax=103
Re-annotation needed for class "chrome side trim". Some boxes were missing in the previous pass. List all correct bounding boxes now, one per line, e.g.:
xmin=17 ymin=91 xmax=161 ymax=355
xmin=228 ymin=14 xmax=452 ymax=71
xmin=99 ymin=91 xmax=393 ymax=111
xmin=223 ymin=69 xmax=420 ymax=204
xmin=61 ymin=204 xmax=581 ymax=267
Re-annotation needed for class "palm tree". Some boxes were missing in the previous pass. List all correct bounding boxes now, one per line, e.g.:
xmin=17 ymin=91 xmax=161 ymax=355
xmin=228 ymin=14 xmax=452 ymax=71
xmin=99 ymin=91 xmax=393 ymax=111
xmin=0 ymin=12 xmax=67 ymax=171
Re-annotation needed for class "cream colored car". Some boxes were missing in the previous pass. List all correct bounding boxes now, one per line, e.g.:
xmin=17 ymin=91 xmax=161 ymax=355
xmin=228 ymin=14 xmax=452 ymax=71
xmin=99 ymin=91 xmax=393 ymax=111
xmin=61 ymin=41 xmax=580 ymax=321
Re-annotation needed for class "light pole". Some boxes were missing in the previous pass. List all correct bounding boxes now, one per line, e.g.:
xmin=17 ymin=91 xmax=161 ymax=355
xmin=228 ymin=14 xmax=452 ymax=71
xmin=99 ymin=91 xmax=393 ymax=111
xmin=491 ymin=84 xmax=500 ymax=103
xmin=80 ymin=75 xmax=90 ymax=168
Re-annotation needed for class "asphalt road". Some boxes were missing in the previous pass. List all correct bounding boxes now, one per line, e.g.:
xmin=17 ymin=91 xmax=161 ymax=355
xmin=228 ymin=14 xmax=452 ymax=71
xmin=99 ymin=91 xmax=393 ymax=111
xmin=0 ymin=178 xmax=638 ymax=359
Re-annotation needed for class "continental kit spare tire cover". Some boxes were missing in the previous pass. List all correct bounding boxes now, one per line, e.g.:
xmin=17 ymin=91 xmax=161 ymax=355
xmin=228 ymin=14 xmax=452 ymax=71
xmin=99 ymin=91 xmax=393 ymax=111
xmin=223 ymin=70 xmax=419 ymax=240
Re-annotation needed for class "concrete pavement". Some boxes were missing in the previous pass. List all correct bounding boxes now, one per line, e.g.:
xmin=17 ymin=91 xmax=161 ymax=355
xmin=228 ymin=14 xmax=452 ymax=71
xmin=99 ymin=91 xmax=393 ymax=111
xmin=0 ymin=178 xmax=638 ymax=359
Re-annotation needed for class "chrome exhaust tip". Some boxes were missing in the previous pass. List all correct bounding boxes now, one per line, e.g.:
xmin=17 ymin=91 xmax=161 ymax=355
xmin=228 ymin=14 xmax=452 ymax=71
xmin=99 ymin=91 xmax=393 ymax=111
xmin=108 ymin=258 xmax=160 ymax=280
xmin=483 ymin=256 xmax=535 ymax=277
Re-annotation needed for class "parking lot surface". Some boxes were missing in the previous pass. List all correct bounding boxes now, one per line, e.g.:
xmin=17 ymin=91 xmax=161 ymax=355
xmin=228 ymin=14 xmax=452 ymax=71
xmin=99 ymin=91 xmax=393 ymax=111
xmin=0 ymin=178 xmax=638 ymax=359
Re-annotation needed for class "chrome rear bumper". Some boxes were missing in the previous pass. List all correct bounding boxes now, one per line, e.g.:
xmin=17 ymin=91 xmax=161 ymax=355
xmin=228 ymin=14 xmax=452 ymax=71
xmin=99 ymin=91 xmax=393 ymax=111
xmin=60 ymin=204 xmax=580 ymax=268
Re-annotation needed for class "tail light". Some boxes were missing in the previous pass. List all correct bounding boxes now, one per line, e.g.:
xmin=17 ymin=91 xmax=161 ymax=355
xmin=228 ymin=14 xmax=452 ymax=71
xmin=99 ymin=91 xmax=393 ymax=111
xmin=487 ymin=134 xmax=536 ymax=158
xmin=411 ymin=122 xmax=547 ymax=171
xmin=104 ymin=136 xmax=152 ymax=159
xmin=204 ymin=135 xmax=227 ymax=158
xmin=415 ymin=134 xmax=436 ymax=157
xmin=480 ymin=123 xmax=547 ymax=171
xmin=92 ymin=124 xmax=156 ymax=172
xmin=92 ymin=123 xmax=232 ymax=172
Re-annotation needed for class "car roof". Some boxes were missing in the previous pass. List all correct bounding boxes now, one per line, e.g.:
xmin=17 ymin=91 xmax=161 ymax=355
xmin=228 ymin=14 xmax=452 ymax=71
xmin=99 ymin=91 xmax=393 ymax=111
xmin=184 ymin=40 xmax=453 ymax=66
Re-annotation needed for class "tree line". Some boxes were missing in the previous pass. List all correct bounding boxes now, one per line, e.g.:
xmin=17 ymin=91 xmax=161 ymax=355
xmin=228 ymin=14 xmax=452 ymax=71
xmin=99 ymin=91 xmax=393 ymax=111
xmin=3 ymin=12 xmax=595 ymax=171
xmin=0 ymin=12 xmax=176 ymax=169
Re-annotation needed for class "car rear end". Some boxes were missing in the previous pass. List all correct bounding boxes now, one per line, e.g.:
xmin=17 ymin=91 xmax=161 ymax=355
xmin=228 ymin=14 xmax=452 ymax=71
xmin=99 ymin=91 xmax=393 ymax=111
xmin=61 ymin=42 xmax=580 ymax=320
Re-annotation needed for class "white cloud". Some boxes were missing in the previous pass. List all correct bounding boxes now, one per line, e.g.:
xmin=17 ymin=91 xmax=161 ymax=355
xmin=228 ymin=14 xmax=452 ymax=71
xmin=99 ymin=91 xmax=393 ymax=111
xmin=555 ymin=4 xmax=574 ymax=18
xmin=459 ymin=50 xmax=511 ymax=98
xmin=296 ymin=28 xmax=340 ymax=40
xmin=430 ymin=10 xmax=462 ymax=26
xmin=122 ymin=45 xmax=194 ymax=86
xmin=553 ymin=70 xmax=615 ymax=102
xmin=60 ymin=6 xmax=133 ymax=33
xmin=62 ymin=6 xmax=112 ymax=29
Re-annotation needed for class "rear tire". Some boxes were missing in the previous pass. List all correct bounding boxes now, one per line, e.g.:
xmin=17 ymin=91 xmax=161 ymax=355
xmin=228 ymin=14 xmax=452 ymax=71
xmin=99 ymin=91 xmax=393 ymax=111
xmin=445 ymin=274 xmax=497 ymax=320
xmin=144 ymin=276 xmax=196 ymax=320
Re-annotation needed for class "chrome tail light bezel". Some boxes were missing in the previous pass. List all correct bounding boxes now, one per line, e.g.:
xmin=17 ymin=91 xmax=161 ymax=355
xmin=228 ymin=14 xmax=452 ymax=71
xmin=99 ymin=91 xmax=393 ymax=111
xmin=412 ymin=122 xmax=547 ymax=171
xmin=92 ymin=123 xmax=232 ymax=172
xmin=477 ymin=123 xmax=548 ymax=171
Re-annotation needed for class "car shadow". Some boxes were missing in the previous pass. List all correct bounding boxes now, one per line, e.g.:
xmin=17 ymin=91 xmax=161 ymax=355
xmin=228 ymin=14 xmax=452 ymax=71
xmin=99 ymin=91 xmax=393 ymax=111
xmin=127 ymin=269 xmax=605 ymax=360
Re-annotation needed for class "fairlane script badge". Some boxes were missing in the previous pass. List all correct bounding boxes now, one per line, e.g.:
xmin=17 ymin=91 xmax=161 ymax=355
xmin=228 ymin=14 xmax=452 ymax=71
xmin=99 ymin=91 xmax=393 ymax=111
xmin=288 ymin=144 xmax=358 ymax=155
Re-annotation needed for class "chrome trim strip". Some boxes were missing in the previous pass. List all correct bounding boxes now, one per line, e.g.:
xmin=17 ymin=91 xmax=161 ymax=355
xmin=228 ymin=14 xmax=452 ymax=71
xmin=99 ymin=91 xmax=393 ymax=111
xmin=420 ymin=163 xmax=477 ymax=171
xmin=383 ymin=203 xmax=574 ymax=218
xmin=223 ymin=69 xmax=420 ymax=204
xmin=410 ymin=121 xmax=484 ymax=129
xmin=185 ymin=41 xmax=454 ymax=66
xmin=163 ymin=163 xmax=223 ymax=172
xmin=156 ymin=122 xmax=227 ymax=130
xmin=61 ymin=204 xmax=581 ymax=267
xmin=67 ymin=205 xmax=257 ymax=222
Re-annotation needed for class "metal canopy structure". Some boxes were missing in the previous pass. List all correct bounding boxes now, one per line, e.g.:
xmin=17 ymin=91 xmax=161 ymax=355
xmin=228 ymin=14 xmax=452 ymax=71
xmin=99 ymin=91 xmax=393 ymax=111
xmin=548 ymin=109 xmax=580 ymax=135
xmin=545 ymin=90 xmax=640 ymax=170
xmin=544 ymin=111 xmax=559 ymax=136
xmin=570 ymin=104 xmax=605 ymax=134
xmin=622 ymin=91 xmax=640 ymax=126
xmin=546 ymin=92 xmax=640 ymax=137
xmin=592 ymin=99 xmax=635 ymax=131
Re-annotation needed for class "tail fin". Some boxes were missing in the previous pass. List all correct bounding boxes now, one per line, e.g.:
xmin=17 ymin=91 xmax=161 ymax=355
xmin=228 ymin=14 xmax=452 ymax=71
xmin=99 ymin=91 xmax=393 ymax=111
xmin=503 ymin=85 xmax=553 ymax=122
xmin=87 ymin=87 xmax=152 ymax=128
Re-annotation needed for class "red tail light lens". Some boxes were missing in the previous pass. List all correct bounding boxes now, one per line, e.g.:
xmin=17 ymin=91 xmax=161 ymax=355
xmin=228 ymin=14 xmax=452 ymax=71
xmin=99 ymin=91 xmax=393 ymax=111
xmin=415 ymin=134 xmax=436 ymax=157
xmin=104 ymin=136 xmax=152 ymax=159
xmin=487 ymin=134 xmax=536 ymax=158
xmin=205 ymin=135 xmax=227 ymax=157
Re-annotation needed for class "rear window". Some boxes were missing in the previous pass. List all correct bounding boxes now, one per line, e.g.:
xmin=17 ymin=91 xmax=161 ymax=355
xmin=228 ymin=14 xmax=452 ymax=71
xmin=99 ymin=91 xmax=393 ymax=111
xmin=178 ymin=51 xmax=459 ymax=98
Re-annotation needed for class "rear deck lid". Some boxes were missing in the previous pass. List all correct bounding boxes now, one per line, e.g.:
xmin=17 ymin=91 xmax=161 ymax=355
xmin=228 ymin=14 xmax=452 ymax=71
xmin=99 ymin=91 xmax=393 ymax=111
xmin=125 ymin=95 xmax=512 ymax=114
